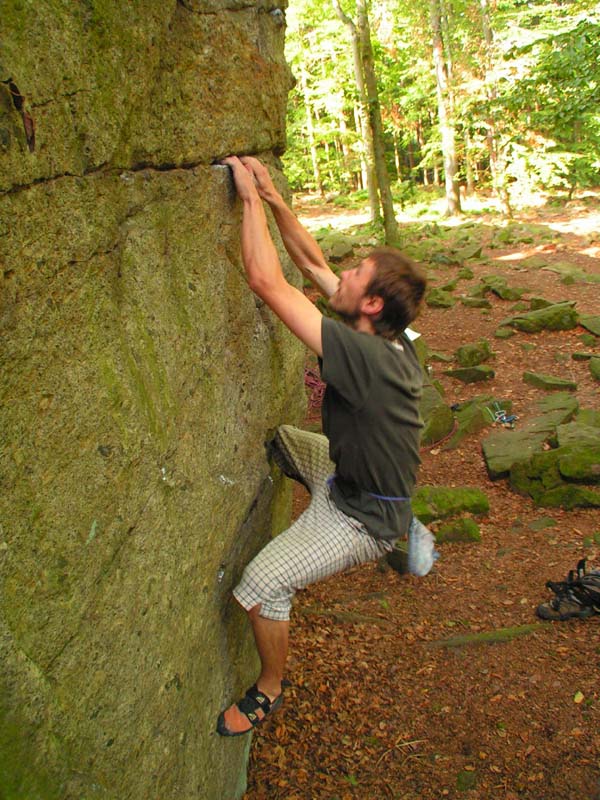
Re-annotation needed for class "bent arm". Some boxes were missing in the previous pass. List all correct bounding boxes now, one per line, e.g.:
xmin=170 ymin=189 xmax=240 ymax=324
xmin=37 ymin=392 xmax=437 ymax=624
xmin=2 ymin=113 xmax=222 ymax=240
xmin=240 ymin=157 xmax=340 ymax=299
xmin=223 ymin=157 xmax=323 ymax=357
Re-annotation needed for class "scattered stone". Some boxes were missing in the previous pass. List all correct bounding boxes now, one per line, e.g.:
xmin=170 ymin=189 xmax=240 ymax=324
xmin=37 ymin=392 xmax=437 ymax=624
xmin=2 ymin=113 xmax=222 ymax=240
xmin=510 ymin=446 xmax=600 ymax=508
xmin=576 ymin=409 xmax=600 ymax=427
xmin=444 ymin=365 xmax=495 ymax=383
xmin=558 ymin=446 xmax=600 ymax=483
xmin=468 ymin=284 xmax=488 ymax=298
xmin=455 ymin=244 xmax=482 ymax=262
xmin=494 ymin=327 xmax=515 ymax=339
xmin=426 ymin=288 xmax=456 ymax=308
xmin=590 ymin=358 xmax=600 ymax=382
xmin=542 ymin=261 xmax=600 ymax=285
xmin=460 ymin=296 xmax=492 ymax=309
xmin=482 ymin=392 xmax=578 ymax=479
xmin=501 ymin=301 xmax=579 ymax=333
xmin=529 ymin=297 xmax=554 ymax=310
xmin=458 ymin=266 xmax=475 ymax=280
xmin=580 ymin=333 xmax=598 ymax=347
xmin=429 ymin=351 xmax=453 ymax=363
xmin=527 ymin=517 xmax=557 ymax=531
xmin=481 ymin=274 xmax=525 ymax=301
xmin=580 ymin=315 xmax=600 ymax=336
xmin=454 ymin=340 xmax=493 ymax=367
xmin=440 ymin=279 xmax=459 ymax=292
xmin=412 ymin=486 xmax=490 ymax=524
xmin=420 ymin=383 xmax=455 ymax=447
xmin=510 ymin=301 xmax=529 ymax=312
xmin=557 ymin=420 xmax=600 ymax=448
xmin=571 ymin=352 xmax=596 ymax=361
xmin=519 ymin=255 xmax=548 ymax=269
xmin=319 ymin=231 xmax=354 ymax=261
xmin=436 ymin=518 xmax=481 ymax=543
xmin=520 ymin=342 xmax=536 ymax=352
xmin=445 ymin=396 xmax=512 ymax=450
xmin=523 ymin=372 xmax=577 ymax=391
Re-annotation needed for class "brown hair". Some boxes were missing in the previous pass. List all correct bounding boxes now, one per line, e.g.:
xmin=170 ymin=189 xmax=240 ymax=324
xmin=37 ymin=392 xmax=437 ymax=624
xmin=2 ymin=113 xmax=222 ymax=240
xmin=365 ymin=247 xmax=427 ymax=339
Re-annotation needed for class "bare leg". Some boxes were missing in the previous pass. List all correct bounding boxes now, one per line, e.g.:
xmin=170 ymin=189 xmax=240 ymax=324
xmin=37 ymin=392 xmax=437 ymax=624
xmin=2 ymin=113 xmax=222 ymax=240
xmin=217 ymin=604 xmax=288 ymax=735
xmin=249 ymin=604 xmax=289 ymax=700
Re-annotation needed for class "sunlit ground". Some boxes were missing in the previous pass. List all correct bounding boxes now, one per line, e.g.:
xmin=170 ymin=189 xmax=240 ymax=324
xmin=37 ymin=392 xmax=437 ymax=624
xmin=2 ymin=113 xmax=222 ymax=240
xmin=295 ymin=188 xmax=600 ymax=259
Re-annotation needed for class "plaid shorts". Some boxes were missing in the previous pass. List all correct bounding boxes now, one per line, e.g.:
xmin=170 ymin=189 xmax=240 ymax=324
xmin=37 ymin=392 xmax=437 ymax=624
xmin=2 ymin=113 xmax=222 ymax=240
xmin=233 ymin=425 xmax=394 ymax=621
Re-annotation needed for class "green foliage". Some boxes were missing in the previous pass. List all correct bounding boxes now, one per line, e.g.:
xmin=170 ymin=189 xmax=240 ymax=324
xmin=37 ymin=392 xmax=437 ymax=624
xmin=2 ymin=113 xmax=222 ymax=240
xmin=284 ymin=0 xmax=600 ymax=202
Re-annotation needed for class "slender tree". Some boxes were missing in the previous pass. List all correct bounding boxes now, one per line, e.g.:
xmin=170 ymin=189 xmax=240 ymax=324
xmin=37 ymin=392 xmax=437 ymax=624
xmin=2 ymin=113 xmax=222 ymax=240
xmin=430 ymin=0 xmax=462 ymax=215
xmin=332 ymin=0 xmax=382 ymax=224
xmin=356 ymin=0 xmax=399 ymax=243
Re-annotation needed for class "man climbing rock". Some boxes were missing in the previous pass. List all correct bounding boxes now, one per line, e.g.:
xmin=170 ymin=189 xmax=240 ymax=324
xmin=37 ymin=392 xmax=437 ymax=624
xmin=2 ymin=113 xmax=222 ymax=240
xmin=217 ymin=156 xmax=427 ymax=736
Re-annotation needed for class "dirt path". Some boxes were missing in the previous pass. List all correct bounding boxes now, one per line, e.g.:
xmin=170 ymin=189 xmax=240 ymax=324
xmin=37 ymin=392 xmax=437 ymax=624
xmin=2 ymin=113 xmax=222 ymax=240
xmin=243 ymin=195 xmax=600 ymax=800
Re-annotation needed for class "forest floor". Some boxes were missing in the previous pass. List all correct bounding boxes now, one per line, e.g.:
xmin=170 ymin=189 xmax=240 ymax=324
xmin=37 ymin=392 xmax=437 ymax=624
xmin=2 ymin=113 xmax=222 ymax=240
xmin=242 ymin=190 xmax=600 ymax=800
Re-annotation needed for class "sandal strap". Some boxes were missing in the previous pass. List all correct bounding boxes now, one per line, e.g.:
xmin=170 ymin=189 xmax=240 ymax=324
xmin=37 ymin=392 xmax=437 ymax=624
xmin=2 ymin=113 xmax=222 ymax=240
xmin=237 ymin=685 xmax=273 ymax=722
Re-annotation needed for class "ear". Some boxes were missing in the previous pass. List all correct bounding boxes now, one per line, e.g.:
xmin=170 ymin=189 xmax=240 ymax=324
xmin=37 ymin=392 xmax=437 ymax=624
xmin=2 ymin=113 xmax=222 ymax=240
xmin=361 ymin=294 xmax=384 ymax=317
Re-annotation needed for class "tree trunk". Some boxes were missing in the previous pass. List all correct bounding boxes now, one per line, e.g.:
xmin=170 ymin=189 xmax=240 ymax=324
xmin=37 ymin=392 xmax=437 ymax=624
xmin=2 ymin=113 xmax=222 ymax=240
xmin=479 ymin=0 xmax=511 ymax=215
xmin=430 ymin=0 xmax=461 ymax=216
xmin=465 ymin=130 xmax=475 ymax=196
xmin=393 ymin=132 xmax=401 ymax=180
xmin=333 ymin=0 xmax=380 ymax=223
xmin=356 ymin=0 xmax=399 ymax=243
xmin=299 ymin=63 xmax=324 ymax=196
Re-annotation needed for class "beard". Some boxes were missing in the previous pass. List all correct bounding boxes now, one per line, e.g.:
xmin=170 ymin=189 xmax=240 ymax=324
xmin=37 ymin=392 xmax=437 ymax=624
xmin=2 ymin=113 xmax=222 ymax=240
xmin=328 ymin=291 xmax=361 ymax=327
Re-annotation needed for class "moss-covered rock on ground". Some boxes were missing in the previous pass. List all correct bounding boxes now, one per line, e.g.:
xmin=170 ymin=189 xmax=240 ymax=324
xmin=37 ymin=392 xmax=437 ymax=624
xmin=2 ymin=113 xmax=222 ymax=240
xmin=420 ymin=383 xmax=454 ymax=447
xmin=436 ymin=518 xmax=481 ymax=543
xmin=426 ymin=288 xmax=456 ymax=308
xmin=501 ymin=301 xmax=579 ymax=333
xmin=523 ymin=372 xmax=577 ymax=391
xmin=454 ymin=340 xmax=493 ymax=367
xmin=412 ymin=486 xmax=490 ymax=524
xmin=444 ymin=365 xmax=495 ymax=383
xmin=482 ymin=393 xmax=578 ymax=479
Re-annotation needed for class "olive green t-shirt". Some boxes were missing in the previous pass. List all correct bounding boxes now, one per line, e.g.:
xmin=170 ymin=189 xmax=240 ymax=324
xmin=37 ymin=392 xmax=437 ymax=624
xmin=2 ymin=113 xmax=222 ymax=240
xmin=320 ymin=317 xmax=423 ymax=541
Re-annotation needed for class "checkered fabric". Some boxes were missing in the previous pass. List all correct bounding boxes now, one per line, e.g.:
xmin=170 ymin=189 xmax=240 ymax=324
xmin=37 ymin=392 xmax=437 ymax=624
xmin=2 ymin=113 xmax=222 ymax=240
xmin=233 ymin=425 xmax=394 ymax=621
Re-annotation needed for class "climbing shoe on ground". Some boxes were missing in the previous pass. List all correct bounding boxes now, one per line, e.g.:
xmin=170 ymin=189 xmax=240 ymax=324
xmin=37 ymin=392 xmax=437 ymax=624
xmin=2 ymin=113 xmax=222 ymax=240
xmin=536 ymin=595 xmax=594 ymax=621
xmin=536 ymin=558 xmax=600 ymax=621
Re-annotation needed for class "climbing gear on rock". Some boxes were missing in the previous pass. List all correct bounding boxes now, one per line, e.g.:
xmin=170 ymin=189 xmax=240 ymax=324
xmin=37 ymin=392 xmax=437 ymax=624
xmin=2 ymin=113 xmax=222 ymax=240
xmin=536 ymin=558 xmax=600 ymax=621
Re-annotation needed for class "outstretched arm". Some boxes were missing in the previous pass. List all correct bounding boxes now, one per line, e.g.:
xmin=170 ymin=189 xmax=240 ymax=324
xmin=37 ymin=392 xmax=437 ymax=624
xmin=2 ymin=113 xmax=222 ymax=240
xmin=239 ymin=156 xmax=340 ymax=299
xmin=222 ymin=156 xmax=323 ymax=357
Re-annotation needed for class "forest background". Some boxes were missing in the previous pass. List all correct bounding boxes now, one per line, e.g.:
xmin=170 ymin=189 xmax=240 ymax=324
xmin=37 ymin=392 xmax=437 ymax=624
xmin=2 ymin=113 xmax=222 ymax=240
xmin=283 ymin=0 xmax=600 ymax=231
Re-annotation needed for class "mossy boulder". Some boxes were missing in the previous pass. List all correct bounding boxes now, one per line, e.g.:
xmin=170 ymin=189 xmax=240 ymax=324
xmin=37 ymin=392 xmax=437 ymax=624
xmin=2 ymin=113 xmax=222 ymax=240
xmin=529 ymin=297 xmax=554 ymax=310
xmin=494 ymin=327 xmax=515 ymax=339
xmin=0 ymin=4 xmax=302 ymax=799
xmin=523 ymin=372 xmax=577 ymax=391
xmin=590 ymin=358 xmax=600 ymax=381
xmin=436 ymin=518 xmax=481 ymax=543
xmin=460 ymin=296 xmax=492 ymax=309
xmin=445 ymin=396 xmax=512 ymax=450
xmin=426 ymin=288 xmax=456 ymax=308
xmin=501 ymin=302 xmax=579 ymax=333
xmin=580 ymin=316 xmax=600 ymax=337
xmin=557 ymin=420 xmax=600 ymax=448
xmin=412 ymin=486 xmax=490 ymax=524
xmin=510 ymin=447 xmax=600 ymax=508
xmin=320 ymin=231 xmax=355 ymax=262
xmin=444 ymin=365 xmax=495 ymax=383
xmin=482 ymin=393 xmax=578 ymax=479
xmin=481 ymin=275 xmax=525 ymax=301
xmin=420 ymin=383 xmax=454 ymax=447
xmin=455 ymin=340 xmax=493 ymax=367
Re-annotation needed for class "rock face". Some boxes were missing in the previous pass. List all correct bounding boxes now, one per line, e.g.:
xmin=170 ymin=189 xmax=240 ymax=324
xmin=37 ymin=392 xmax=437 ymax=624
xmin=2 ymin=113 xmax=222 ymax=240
xmin=0 ymin=4 xmax=304 ymax=799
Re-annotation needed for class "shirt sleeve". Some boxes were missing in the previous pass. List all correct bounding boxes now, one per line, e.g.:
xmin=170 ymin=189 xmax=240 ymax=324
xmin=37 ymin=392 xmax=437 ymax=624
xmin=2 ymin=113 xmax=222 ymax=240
xmin=320 ymin=318 xmax=375 ymax=409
